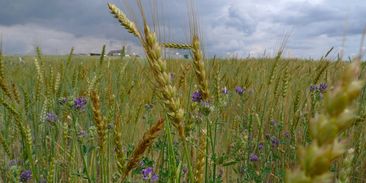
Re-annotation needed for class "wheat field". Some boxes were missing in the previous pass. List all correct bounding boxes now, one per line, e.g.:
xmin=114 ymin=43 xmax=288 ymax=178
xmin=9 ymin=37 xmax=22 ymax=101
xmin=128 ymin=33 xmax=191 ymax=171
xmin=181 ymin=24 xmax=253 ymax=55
xmin=0 ymin=1 xmax=366 ymax=183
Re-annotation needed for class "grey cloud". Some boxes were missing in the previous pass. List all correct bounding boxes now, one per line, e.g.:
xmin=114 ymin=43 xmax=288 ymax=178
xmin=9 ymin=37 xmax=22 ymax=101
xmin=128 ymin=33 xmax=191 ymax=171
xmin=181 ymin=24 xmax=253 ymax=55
xmin=0 ymin=24 xmax=143 ymax=55
xmin=0 ymin=0 xmax=365 ymax=58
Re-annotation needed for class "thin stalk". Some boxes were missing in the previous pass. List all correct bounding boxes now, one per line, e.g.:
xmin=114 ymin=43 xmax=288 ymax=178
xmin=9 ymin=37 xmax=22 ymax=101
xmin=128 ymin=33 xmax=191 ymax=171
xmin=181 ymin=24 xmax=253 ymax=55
xmin=165 ymin=119 xmax=177 ymax=180
xmin=205 ymin=118 xmax=210 ymax=183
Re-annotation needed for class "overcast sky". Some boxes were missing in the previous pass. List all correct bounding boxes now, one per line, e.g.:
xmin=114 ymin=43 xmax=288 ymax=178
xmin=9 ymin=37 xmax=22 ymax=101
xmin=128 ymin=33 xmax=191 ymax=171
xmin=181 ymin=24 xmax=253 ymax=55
xmin=0 ymin=0 xmax=365 ymax=58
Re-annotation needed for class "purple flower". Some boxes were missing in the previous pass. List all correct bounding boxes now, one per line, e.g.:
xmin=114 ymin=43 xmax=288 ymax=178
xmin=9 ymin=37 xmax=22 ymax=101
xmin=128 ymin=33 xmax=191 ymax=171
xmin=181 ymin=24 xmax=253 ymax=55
xmin=271 ymin=136 xmax=280 ymax=147
xmin=182 ymin=166 xmax=188 ymax=175
xmin=250 ymin=153 xmax=259 ymax=162
xmin=142 ymin=167 xmax=153 ymax=179
xmin=271 ymin=120 xmax=278 ymax=126
xmin=319 ymin=83 xmax=327 ymax=93
xmin=235 ymin=86 xmax=244 ymax=95
xmin=258 ymin=143 xmax=264 ymax=151
xmin=20 ymin=170 xmax=32 ymax=182
xmin=192 ymin=91 xmax=202 ymax=102
xmin=309 ymin=85 xmax=318 ymax=92
xmin=222 ymin=87 xmax=228 ymax=94
xmin=8 ymin=159 xmax=18 ymax=167
xmin=141 ymin=167 xmax=158 ymax=182
xmin=151 ymin=174 xmax=159 ymax=182
xmin=46 ymin=112 xmax=57 ymax=123
xmin=284 ymin=131 xmax=290 ymax=138
xmin=200 ymin=101 xmax=211 ymax=108
xmin=73 ymin=97 xmax=87 ymax=110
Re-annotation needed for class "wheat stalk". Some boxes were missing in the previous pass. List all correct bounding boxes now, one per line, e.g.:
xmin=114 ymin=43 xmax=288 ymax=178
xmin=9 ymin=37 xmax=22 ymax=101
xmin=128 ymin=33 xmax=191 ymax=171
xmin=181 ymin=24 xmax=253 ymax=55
xmin=121 ymin=118 xmax=164 ymax=181
xmin=113 ymin=105 xmax=125 ymax=176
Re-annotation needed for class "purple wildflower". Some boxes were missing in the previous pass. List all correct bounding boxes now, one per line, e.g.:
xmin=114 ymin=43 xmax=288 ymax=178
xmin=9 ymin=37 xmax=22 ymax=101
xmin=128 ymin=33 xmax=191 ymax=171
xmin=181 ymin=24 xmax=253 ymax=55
xmin=319 ymin=83 xmax=327 ymax=93
xmin=271 ymin=119 xmax=278 ymax=126
xmin=235 ymin=86 xmax=244 ymax=95
xmin=258 ymin=143 xmax=264 ymax=151
xmin=46 ymin=112 xmax=57 ymax=123
xmin=284 ymin=131 xmax=290 ymax=138
xmin=73 ymin=97 xmax=87 ymax=110
xmin=271 ymin=136 xmax=280 ymax=147
xmin=222 ymin=87 xmax=228 ymax=94
xmin=182 ymin=166 xmax=188 ymax=175
xmin=8 ymin=159 xmax=18 ymax=167
xmin=20 ymin=170 xmax=32 ymax=182
xmin=200 ymin=101 xmax=211 ymax=108
xmin=309 ymin=85 xmax=318 ymax=92
xmin=141 ymin=167 xmax=158 ymax=182
xmin=192 ymin=91 xmax=202 ymax=102
xmin=151 ymin=174 xmax=159 ymax=182
xmin=142 ymin=167 xmax=153 ymax=179
xmin=250 ymin=153 xmax=259 ymax=162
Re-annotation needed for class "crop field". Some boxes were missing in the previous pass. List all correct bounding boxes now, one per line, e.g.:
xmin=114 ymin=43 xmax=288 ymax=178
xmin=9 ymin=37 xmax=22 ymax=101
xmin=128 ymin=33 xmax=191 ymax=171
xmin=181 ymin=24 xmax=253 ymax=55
xmin=0 ymin=53 xmax=365 ymax=183
xmin=1 ymin=1 xmax=366 ymax=183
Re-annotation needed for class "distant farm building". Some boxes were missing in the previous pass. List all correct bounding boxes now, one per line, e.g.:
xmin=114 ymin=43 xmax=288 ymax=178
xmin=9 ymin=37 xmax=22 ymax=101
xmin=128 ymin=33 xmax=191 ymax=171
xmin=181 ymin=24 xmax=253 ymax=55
xmin=108 ymin=50 xmax=122 ymax=56
xmin=89 ymin=53 xmax=101 ymax=56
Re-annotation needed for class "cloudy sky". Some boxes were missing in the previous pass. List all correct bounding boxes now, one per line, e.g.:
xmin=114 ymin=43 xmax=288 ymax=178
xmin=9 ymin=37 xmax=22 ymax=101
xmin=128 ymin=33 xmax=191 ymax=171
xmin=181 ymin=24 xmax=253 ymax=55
xmin=0 ymin=0 xmax=365 ymax=58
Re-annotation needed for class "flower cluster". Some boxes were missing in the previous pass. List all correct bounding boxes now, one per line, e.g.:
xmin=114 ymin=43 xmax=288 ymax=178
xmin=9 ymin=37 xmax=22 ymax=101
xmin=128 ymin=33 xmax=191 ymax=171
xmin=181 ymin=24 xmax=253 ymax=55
xmin=250 ymin=153 xmax=259 ymax=162
xmin=20 ymin=170 xmax=32 ymax=182
xmin=235 ymin=86 xmax=245 ymax=95
xmin=141 ymin=167 xmax=158 ymax=182
xmin=192 ymin=91 xmax=203 ymax=102
xmin=58 ymin=96 xmax=88 ymax=111
xmin=192 ymin=86 xmax=246 ymax=103
xmin=73 ymin=97 xmax=87 ymax=110
xmin=46 ymin=112 xmax=58 ymax=123
xmin=309 ymin=83 xmax=328 ymax=93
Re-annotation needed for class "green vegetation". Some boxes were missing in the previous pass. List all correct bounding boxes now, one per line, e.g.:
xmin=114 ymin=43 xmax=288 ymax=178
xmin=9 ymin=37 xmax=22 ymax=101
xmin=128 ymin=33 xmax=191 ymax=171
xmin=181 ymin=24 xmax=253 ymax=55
xmin=0 ymin=54 xmax=365 ymax=182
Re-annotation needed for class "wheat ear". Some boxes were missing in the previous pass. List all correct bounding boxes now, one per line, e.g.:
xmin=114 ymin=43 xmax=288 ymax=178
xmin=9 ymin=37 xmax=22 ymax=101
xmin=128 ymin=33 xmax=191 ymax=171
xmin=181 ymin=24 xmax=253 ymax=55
xmin=121 ymin=118 xmax=164 ymax=181
xmin=192 ymin=35 xmax=209 ymax=101
xmin=143 ymin=25 xmax=186 ymax=138
xmin=161 ymin=42 xmax=193 ymax=49
xmin=195 ymin=129 xmax=207 ymax=183
xmin=107 ymin=3 xmax=141 ymax=38
xmin=286 ymin=60 xmax=364 ymax=182
xmin=90 ymin=90 xmax=106 ymax=152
